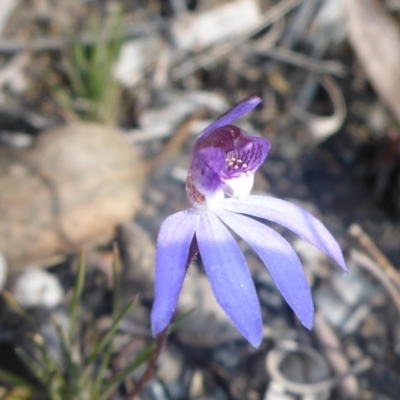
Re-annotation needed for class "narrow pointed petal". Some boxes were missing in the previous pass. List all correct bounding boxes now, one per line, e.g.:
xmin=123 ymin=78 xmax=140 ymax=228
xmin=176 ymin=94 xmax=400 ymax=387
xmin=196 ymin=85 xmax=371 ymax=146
xmin=151 ymin=210 xmax=200 ymax=336
xmin=196 ymin=211 xmax=263 ymax=347
xmin=196 ymin=96 xmax=262 ymax=144
xmin=215 ymin=209 xmax=314 ymax=328
xmin=222 ymin=196 xmax=347 ymax=272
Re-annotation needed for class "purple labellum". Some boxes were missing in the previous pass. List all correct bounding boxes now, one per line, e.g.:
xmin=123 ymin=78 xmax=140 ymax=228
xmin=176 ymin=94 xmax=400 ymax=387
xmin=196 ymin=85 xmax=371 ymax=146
xmin=187 ymin=125 xmax=270 ymax=207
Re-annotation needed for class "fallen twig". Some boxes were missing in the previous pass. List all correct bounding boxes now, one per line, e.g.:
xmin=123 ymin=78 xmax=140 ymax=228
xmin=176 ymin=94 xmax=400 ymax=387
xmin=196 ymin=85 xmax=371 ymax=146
xmin=293 ymin=75 xmax=347 ymax=142
xmin=314 ymin=311 xmax=359 ymax=398
xmin=350 ymin=249 xmax=400 ymax=321
xmin=0 ymin=22 xmax=153 ymax=53
xmin=258 ymin=46 xmax=346 ymax=76
xmin=172 ymin=0 xmax=302 ymax=80
xmin=349 ymin=224 xmax=400 ymax=289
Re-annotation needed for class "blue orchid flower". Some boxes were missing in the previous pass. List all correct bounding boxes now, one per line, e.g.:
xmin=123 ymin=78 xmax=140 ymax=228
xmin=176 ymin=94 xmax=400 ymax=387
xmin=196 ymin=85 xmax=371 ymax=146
xmin=151 ymin=96 xmax=347 ymax=348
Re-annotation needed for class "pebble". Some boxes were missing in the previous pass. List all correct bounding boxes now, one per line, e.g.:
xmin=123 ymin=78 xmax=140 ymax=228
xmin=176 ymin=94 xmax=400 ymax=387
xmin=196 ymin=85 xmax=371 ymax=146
xmin=157 ymin=345 xmax=187 ymax=399
xmin=314 ymin=284 xmax=351 ymax=329
xmin=176 ymin=266 xmax=243 ymax=347
xmin=140 ymin=379 xmax=170 ymax=400
xmin=331 ymin=262 xmax=379 ymax=306
xmin=8 ymin=268 xmax=64 ymax=308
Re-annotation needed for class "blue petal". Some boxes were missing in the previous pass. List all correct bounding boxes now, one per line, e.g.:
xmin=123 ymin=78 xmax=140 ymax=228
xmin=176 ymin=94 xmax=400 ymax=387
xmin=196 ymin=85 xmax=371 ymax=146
xmin=222 ymin=196 xmax=347 ymax=272
xmin=196 ymin=96 xmax=262 ymax=144
xmin=215 ymin=209 xmax=314 ymax=329
xmin=196 ymin=210 xmax=263 ymax=347
xmin=151 ymin=210 xmax=200 ymax=336
xmin=190 ymin=147 xmax=225 ymax=194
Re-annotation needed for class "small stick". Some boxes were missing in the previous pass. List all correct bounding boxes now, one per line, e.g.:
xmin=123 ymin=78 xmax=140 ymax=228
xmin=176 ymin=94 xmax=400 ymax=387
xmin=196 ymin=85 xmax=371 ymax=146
xmin=349 ymin=224 xmax=400 ymax=288
xmin=313 ymin=312 xmax=359 ymax=398
xmin=172 ymin=0 xmax=302 ymax=79
xmin=351 ymin=249 xmax=400 ymax=321
xmin=0 ymin=23 xmax=152 ymax=54
xmin=126 ymin=329 xmax=168 ymax=400
xmin=259 ymin=46 xmax=346 ymax=76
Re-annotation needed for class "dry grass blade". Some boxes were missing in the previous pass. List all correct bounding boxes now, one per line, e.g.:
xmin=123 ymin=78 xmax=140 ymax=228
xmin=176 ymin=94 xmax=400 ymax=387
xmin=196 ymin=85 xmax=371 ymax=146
xmin=0 ymin=23 xmax=151 ymax=53
xmin=293 ymin=76 xmax=346 ymax=142
xmin=314 ymin=312 xmax=359 ymax=398
xmin=349 ymin=224 xmax=400 ymax=288
xmin=0 ymin=0 xmax=19 ymax=37
xmin=350 ymin=249 xmax=400 ymax=321
xmin=172 ymin=0 xmax=302 ymax=80
xmin=1 ymin=290 xmax=29 ymax=318
xmin=261 ymin=46 xmax=346 ymax=76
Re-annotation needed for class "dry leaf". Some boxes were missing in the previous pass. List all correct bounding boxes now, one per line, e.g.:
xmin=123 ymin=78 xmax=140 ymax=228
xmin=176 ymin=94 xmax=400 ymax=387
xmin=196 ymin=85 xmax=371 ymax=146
xmin=344 ymin=0 xmax=400 ymax=121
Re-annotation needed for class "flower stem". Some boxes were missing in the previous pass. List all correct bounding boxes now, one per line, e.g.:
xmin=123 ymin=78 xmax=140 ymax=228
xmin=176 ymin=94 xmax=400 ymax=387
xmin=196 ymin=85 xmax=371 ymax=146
xmin=126 ymin=329 xmax=168 ymax=400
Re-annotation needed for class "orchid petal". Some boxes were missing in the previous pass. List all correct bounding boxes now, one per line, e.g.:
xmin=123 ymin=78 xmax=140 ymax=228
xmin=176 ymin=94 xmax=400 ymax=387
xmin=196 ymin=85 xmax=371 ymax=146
xmin=196 ymin=96 xmax=262 ymax=144
xmin=196 ymin=211 xmax=263 ymax=347
xmin=190 ymin=147 xmax=225 ymax=194
xmin=215 ymin=209 xmax=314 ymax=328
xmin=221 ymin=196 xmax=347 ymax=271
xmin=151 ymin=210 xmax=200 ymax=336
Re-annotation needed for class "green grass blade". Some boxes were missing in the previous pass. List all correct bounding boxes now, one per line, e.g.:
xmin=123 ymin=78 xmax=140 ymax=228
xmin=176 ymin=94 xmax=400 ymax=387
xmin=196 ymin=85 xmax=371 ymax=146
xmin=99 ymin=342 xmax=156 ymax=400
xmin=169 ymin=308 xmax=196 ymax=333
xmin=0 ymin=368 xmax=36 ymax=391
xmin=15 ymin=348 xmax=48 ymax=382
xmin=1 ymin=290 xmax=30 ymax=319
xmin=29 ymin=334 xmax=64 ymax=385
xmin=88 ymin=296 xmax=137 ymax=365
xmin=91 ymin=245 xmax=122 ymax=394
xmin=69 ymin=251 xmax=86 ymax=343
xmin=51 ymin=314 xmax=77 ymax=381
xmin=65 ymin=45 xmax=88 ymax=97
xmin=79 ymin=296 xmax=137 ymax=390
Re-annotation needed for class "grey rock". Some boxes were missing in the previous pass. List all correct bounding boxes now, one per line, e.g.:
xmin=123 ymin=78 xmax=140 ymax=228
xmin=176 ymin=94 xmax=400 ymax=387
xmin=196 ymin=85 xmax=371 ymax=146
xmin=176 ymin=266 xmax=243 ymax=347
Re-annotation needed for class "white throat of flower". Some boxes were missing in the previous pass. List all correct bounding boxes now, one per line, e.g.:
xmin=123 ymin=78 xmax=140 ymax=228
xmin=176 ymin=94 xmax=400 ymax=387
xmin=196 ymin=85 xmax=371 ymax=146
xmin=203 ymin=188 xmax=225 ymax=210
xmin=223 ymin=171 xmax=254 ymax=198
xmin=204 ymin=172 xmax=255 ymax=210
